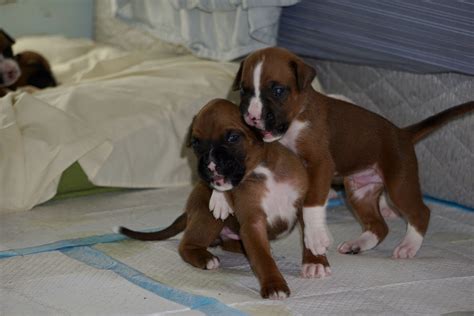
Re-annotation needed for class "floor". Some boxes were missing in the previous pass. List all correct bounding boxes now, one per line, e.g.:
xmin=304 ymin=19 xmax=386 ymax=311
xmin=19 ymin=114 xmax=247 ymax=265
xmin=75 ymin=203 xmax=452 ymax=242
xmin=1 ymin=186 xmax=473 ymax=315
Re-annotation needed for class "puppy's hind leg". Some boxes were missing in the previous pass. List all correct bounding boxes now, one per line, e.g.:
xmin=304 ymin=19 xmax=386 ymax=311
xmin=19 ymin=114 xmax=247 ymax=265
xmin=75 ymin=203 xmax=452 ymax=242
xmin=179 ymin=214 xmax=225 ymax=270
xmin=383 ymin=157 xmax=430 ymax=259
xmin=338 ymin=168 xmax=388 ymax=254
xmin=178 ymin=182 xmax=225 ymax=270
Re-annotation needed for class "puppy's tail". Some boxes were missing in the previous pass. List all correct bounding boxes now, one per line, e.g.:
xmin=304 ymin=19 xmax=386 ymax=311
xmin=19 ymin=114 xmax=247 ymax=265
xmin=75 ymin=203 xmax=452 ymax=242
xmin=117 ymin=213 xmax=187 ymax=241
xmin=404 ymin=101 xmax=474 ymax=143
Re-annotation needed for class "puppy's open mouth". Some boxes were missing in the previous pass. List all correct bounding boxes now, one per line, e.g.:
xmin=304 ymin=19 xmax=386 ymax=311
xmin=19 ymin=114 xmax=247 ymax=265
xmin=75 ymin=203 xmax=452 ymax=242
xmin=212 ymin=175 xmax=225 ymax=185
xmin=211 ymin=175 xmax=233 ymax=191
xmin=261 ymin=130 xmax=283 ymax=142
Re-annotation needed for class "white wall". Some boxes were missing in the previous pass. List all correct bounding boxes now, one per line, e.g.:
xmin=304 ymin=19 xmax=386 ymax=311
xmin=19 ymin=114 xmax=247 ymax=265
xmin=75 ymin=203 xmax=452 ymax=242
xmin=0 ymin=0 xmax=93 ymax=38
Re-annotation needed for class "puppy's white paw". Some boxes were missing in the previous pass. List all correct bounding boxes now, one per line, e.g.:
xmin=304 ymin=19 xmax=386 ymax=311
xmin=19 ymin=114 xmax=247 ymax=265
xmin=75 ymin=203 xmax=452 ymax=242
xmin=304 ymin=227 xmax=331 ymax=255
xmin=393 ymin=244 xmax=418 ymax=259
xmin=301 ymin=263 xmax=331 ymax=279
xmin=338 ymin=231 xmax=379 ymax=254
xmin=392 ymin=225 xmax=423 ymax=259
xmin=268 ymin=290 xmax=289 ymax=300
xmin=209 ymin=190 xmax=233 ymax=221
xmin=338 ymin=241 xmax=362 ymax=254
xmin=205 ymin=257 xmax=220 ymax=270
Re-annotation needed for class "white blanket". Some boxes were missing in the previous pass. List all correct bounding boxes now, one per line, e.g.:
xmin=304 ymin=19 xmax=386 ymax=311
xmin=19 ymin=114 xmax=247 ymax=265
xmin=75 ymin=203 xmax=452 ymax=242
xmin=0 ymin=36 xmax=239 ymax=212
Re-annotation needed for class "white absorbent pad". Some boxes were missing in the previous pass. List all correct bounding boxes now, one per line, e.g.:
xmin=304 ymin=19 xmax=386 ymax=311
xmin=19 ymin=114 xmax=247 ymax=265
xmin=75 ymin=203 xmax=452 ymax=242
xmin=1 ymin=186 xmax=473 ymax=315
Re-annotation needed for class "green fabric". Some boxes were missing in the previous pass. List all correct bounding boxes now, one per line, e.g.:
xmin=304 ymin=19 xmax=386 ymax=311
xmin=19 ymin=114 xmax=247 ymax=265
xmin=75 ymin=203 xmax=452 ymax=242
xmin=54 ymin=162 xmax=121 ymax=200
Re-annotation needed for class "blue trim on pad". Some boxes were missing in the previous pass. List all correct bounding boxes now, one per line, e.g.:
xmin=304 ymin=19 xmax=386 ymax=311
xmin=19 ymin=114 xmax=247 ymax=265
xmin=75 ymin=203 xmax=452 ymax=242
xmin=62 ymin=246 xmax=246 ymax=316
xmin=0 ymin=195 xmax=468 ymax=261
xmin=0 ymin=232 xmax=127 ymax=259
xmin=423 ymin=195 xmax=474 ymax=212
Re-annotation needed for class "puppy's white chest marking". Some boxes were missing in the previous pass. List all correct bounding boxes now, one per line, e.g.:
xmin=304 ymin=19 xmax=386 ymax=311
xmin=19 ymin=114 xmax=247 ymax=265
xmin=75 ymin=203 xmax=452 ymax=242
xmin=254 ymin=166 xmax=299 ymax=231
xmin=279 ymin=120 xmax=308 ymax=154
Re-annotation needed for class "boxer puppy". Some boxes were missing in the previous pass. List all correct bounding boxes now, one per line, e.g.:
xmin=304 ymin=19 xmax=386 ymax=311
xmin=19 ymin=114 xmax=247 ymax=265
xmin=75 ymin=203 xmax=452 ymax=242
xmin=231 ymin=47 xmax=474 ymax=259
xmin=0 ymin=29 xmax=56 ymax=97
xmin=118 ymin=99 xmax=330 ymax=299
xmin=8 ymin=51 xmax=57 ymax=90
xmin=0 ymin=29 xmax=21 ymax=95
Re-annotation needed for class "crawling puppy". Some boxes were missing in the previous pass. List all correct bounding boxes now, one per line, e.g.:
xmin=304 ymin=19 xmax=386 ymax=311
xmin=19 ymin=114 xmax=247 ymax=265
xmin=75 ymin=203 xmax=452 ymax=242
xmin=0 ymin=29 xmax=21 ymax=95
xmin=232 ymin=47 xmax=474 ymax=259
xmin=119 ymin=99 xmax=330 ymax=299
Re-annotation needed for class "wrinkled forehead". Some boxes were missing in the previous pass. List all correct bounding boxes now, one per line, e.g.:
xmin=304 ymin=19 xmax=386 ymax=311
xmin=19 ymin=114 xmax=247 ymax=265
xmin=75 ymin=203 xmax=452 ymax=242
xmin=241 ymin=49 xmax=295 ymax=87
xmin=192 ymin=101 xmax=246 ymax=139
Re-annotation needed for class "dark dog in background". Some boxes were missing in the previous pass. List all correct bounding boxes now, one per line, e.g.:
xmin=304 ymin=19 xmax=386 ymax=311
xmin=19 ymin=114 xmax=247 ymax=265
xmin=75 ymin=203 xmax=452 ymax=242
xmin=0 ymin=29 xmax=21 ymax=89
xmin=0 ymin=29 xmax=57 ymax=97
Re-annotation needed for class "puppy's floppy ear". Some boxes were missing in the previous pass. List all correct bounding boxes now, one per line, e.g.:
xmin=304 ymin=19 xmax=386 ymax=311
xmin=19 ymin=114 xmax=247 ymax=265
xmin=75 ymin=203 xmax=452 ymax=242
xmin=185 ymin=116 xmax=196 ymax=147
xmin=0 ymin=29 xmax=15 ymax=58
xmin=289 ymin=59 xmax=316 ymax=91
xmin=231 ymin=60 xmax=244 ymax=91
xmin=0 ymin=29 xmax=15 ymax=45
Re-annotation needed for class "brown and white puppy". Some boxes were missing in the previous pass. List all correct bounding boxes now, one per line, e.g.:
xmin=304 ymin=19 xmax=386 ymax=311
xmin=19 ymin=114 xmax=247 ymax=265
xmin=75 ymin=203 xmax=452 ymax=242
xmin=0 ymin=29 xmax=57 ymax=97
xmin=232 ymin=47 xmax=474 ymax=259
xmin=118 ymin=99 xmax=330 ymax=299
xmin=0 ymin=29 xmax=21 ymax=92
xmin=9 ymin=51 xmax=57 ymax=91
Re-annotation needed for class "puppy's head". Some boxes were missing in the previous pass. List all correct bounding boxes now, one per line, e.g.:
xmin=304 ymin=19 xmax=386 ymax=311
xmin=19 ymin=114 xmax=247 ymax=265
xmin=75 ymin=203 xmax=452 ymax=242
xmin=188 ymin=99 xmax=261 ymax=191
xmin=233 ymin=47 xmax=316 ymax=142
xmin=12 ymin=51 xmax=57 ymax=89
xmin=0 ymin=29 xmax=21 ymax=87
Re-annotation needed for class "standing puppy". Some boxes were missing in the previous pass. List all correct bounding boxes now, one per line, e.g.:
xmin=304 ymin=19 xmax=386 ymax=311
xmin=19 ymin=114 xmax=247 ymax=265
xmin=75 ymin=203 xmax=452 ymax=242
xmin=119 ymin=99 xmax=329 ymax=299
xmin=232 ymin=47 xmax=473 ymax=259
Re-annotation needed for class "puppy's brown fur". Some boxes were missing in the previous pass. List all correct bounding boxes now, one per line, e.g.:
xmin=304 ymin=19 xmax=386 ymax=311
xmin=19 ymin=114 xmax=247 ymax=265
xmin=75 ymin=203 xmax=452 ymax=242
xmin=10 ymin=51 xmax=57 ymax=90
xmin=234 ymin=47 xmax=474 ymax=259
xmin=119 ymin=99 xmax=328 ymax=299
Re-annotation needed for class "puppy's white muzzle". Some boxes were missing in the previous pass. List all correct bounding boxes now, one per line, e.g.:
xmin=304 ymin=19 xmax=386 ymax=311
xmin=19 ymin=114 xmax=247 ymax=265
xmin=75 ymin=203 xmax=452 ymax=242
xmin=0 ymin=55 xmax=21 ymax=87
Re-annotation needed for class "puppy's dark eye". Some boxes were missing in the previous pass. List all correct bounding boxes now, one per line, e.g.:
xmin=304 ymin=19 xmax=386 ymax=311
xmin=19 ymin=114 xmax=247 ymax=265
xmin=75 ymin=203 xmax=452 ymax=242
xmin=239 ymin=86 xmax=245 ymax=96
xmin=226 ymin=131 xmax=241 ymax=143
xmin=272 ymin=85 xmax=286 ymax=98
xmin=190 ymin=137 xmax=200 ymax=148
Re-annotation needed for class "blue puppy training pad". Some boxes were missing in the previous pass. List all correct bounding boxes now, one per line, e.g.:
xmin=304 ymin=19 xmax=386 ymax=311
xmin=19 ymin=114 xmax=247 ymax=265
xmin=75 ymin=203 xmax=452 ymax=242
xmin=1 ymin=187 xmax=473 ymax=315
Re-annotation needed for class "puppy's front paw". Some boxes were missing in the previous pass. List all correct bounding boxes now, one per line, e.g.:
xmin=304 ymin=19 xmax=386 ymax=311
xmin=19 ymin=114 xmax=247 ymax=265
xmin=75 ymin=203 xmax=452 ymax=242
xmin=209 ymin=190 xmax=233 ymax=220
xmin=304 ymin=227 xmax=331 ymax=256
xmin=301 ymin=263 xmax=331 ymax=279
xmin=260 ymin=281 xmax=290 ymax=300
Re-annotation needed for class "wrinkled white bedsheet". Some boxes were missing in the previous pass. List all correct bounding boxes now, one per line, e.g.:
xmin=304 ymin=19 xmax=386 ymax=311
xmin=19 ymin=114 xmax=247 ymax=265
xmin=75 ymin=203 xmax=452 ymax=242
xmin=0 ymin=36 xmax=238 ymax=211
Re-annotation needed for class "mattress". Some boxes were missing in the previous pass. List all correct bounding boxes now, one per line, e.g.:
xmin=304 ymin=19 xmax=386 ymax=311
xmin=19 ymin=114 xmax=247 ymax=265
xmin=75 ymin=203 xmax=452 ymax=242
xmin=309 ymin=59 xmax=474 ymax=208
xmin=278 ymin=0 xmax=474 ymax=74
xmin=1 ymin=186 xmax=473 ymax=315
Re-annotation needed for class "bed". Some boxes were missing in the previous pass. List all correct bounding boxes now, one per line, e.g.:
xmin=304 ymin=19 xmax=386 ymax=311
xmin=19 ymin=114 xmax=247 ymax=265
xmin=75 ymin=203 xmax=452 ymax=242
xmin=0 ymin=35 xmax=239 ymax=211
